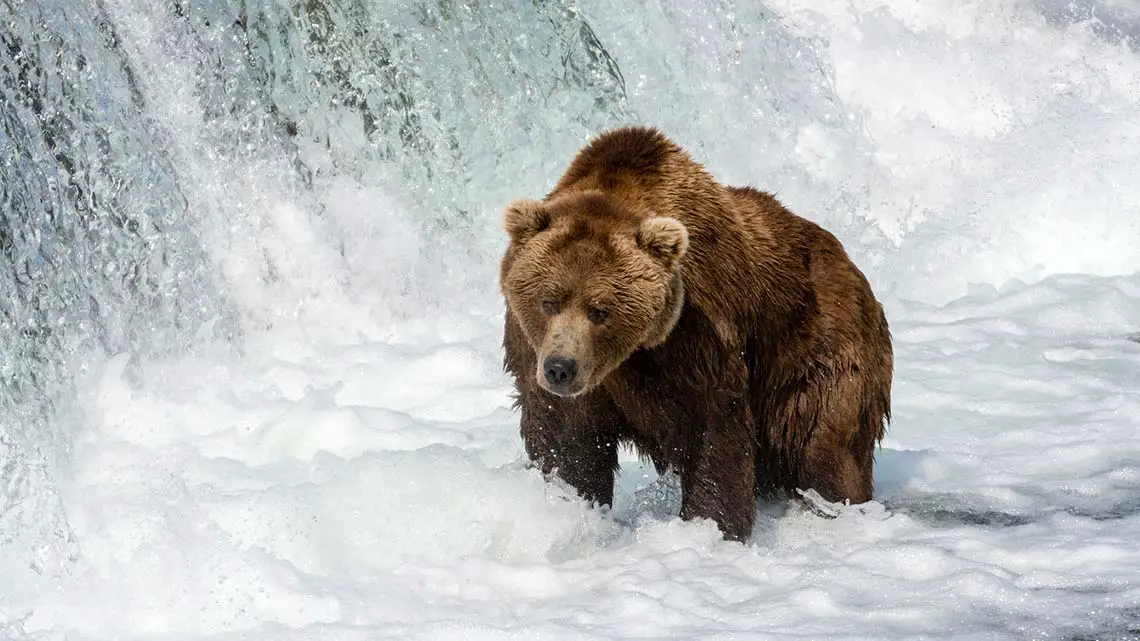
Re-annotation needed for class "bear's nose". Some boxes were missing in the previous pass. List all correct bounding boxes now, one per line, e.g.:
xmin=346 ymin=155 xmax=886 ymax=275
xmin=543 ymin=355 xmax=578 ymax=387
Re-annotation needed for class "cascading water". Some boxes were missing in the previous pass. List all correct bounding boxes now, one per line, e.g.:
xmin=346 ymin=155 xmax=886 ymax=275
xmin=1 ymin=0 xmax=235 ymax=573
xmin=1 ymin=0 xmax=1139 ymax=614
xmin=585 ymin=0 xmax=1140 ymax=301
xmin=0 ymin=0 xmax=643 ymax=576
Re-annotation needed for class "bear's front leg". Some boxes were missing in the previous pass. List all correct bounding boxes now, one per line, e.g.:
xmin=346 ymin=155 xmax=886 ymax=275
xmin=518 ymin=386 xmax=625 ymax=507
xmin=679 ymin=386 xmax=757 ymax=543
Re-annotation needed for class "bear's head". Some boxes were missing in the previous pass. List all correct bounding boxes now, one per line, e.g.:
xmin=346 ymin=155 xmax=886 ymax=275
xmin=500 ymin=191 xmax=688 ymax=397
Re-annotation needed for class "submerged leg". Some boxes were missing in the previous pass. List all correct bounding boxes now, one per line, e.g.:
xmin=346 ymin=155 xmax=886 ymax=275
xmin=519 ymin=386 xmax=624 ymax=506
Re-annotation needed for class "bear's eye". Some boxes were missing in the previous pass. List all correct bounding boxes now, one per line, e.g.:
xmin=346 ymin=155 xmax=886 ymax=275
xmin=587 ymin=307 xmax=609 ymax=325
xmin=541 ymin=299 xmax=560 ymax=315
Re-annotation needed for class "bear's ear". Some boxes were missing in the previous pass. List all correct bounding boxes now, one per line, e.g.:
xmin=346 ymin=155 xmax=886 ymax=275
xmin=637 ymin=217 xmax=689 ymax=269
xmin=504 ymin=199 xmax=551 ymax=245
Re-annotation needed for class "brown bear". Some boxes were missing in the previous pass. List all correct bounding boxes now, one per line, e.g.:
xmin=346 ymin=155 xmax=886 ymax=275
xmin=499 ymin=126 xmax=893 ymax=542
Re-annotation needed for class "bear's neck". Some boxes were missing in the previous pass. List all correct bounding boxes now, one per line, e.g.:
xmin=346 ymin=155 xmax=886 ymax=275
xmin=641 ymin=269 xmax=685 ymax=348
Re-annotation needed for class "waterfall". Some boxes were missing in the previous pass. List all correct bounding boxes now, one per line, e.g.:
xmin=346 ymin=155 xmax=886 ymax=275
xmin=0 ymin=0 xmax=633 ymax=574
xmin=1 ymin=0 xmax=233 ymax=573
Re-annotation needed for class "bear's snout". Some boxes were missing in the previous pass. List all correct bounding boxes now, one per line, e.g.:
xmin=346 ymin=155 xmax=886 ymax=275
xmin=542 ymin=355 xmax=578 ymax=391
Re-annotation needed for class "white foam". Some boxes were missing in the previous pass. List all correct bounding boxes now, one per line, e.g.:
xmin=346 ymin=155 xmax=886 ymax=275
xmin=3 ymin=271 xmax=1135 ymax=639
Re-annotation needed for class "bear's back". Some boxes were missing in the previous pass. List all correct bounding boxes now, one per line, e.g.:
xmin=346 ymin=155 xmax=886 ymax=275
xmin=723 ymin=185 xmax=890 ymax=376
xmin=551 ymin=126 xmax=678 ymax=194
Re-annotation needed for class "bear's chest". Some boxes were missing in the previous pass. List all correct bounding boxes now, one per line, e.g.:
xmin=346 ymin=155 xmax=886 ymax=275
xmin=603 ymin=347 xmax=707 ymax=467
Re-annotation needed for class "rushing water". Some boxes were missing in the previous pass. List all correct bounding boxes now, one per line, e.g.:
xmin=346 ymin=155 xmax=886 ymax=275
xmin=2 ymin=0 xmax=1139 ymax=580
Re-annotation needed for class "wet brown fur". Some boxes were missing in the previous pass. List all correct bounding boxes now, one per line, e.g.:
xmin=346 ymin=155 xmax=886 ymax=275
xmin=500 ymin=126 xmax=893 ymax=542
